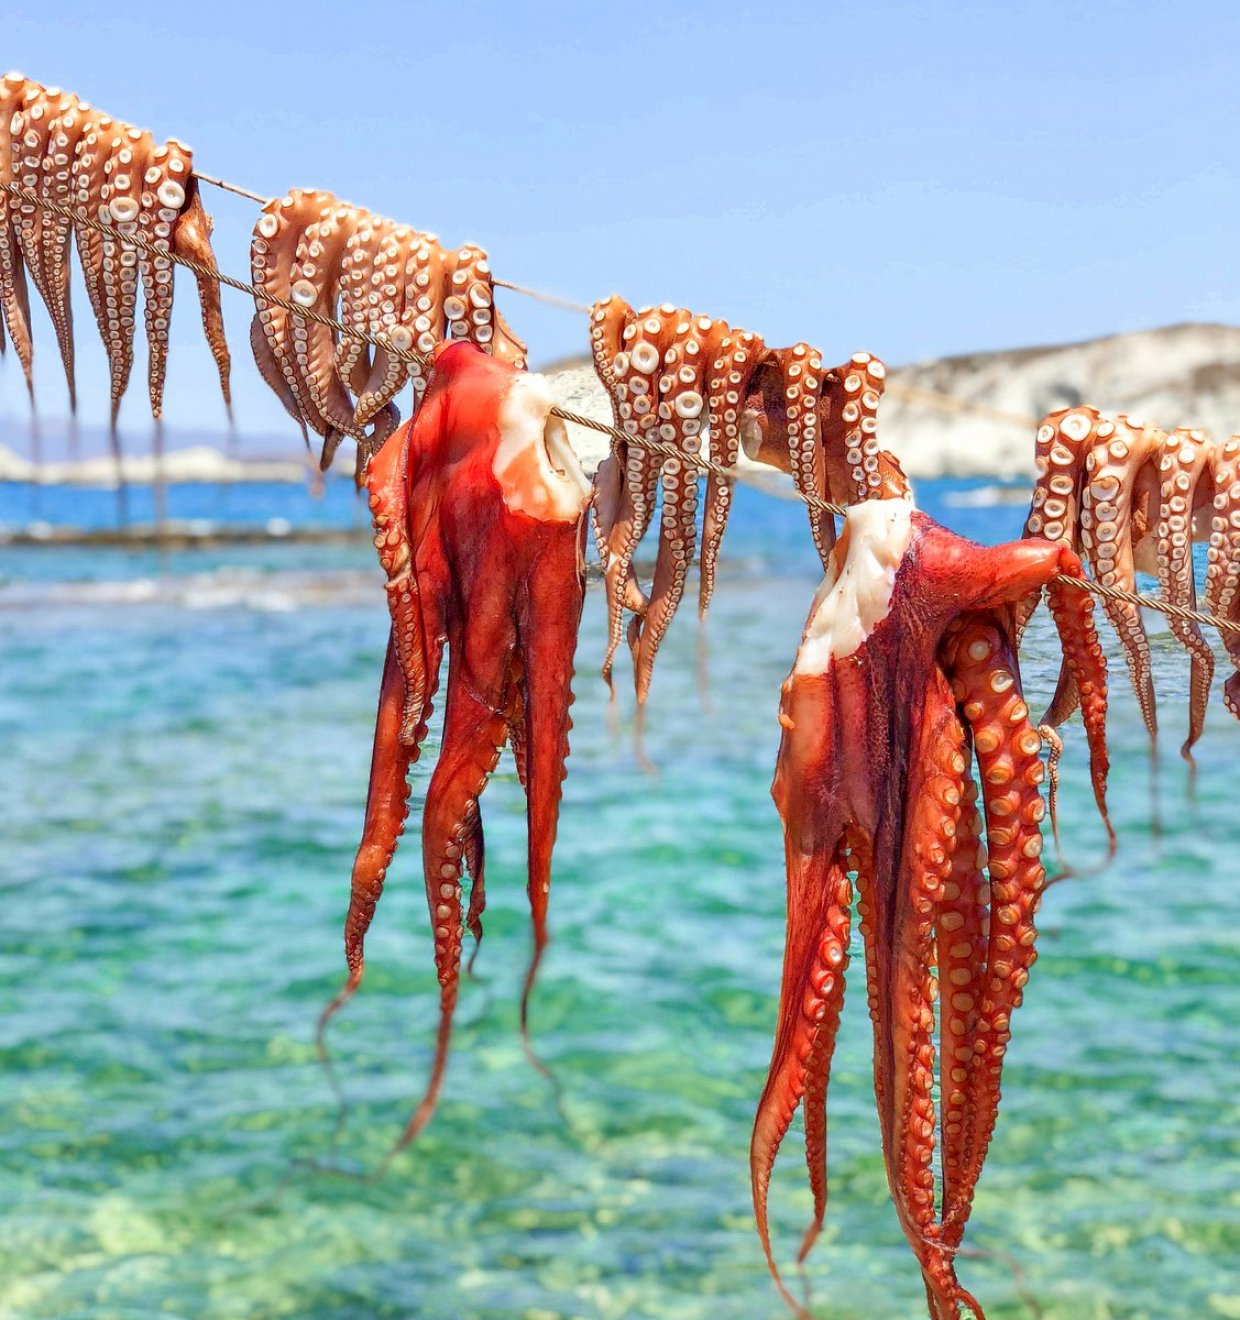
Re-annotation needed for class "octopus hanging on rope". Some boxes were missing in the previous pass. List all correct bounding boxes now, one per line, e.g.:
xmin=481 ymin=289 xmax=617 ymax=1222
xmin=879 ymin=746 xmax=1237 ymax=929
xmin=249 ymin=188 xmax=526 ymax=478
xmin=0 ymin=72 xmax=231 ymax=422
xmin=588 ymin=293 xmax=903 ymax=704
xmin=1019 ymin=406 xmax=1240 ymax=762
xmin=318 ymin=340 xmax=592 ymax=1147
xmin=753 ymin=486 xmax=1113 ymax=1319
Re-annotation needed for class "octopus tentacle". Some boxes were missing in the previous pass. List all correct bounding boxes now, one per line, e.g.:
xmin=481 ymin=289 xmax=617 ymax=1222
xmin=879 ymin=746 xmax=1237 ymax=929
xmin=631 ymin=310 xmax=721 ymax=703
xmin=589 ymin=296 xmax=655 ymax=687
xmin=933 ymin=750 xmax=988 ymax=1236
xmin=1153 ymin=428 xmax=1215 ymax=762
xmin=824 ymin=351 xmax=889 ymax=505
xmin=1078 ymin=414 xmax=1161 ymax=742
xmin=366 ymin=416 xmax=430 ymax=743
xmin=392 ymin=668 xmax=512 ymax=1150
xmin=1017 ymin=406 xmax=1097 ymax=642
xmin=516 ymin=555 xmax=585 ymax=1047
xmin=353 ymin=221 xmax=414 ymax=427
xmin=699 ymin=327 xmax=764 ymax=619
xmin=97 ymin=125 xmax=152 ymax=425
xmin=776 ymin=342 xmax=834 ymax=568
xmin=12 ymin=85 xmax=77 ymax=406
xmin=1043 ymin=563 xmax=1113 ymax=848
xmin=939 ymin=621 xmax=1047 ymax=1257
xmin=1204 ymin=436 xmax=1240 ymax=718
xmin=0 ymin=72 xmax=35 ymax=396
xmin=172 ymin=181 xmax=232 ymax=414
xmin=881 ymin=676 xmax=968 ymax=1316
xmin=751 ymin=807 xmax=852 ymax=1315
xmin=137 ymin=138 xmax=194 ymax=419
xmin=252 ymin=191 xmax=348 ymax=441
xmin=1037 ymin=723 xmax=1065 ymax=862
xmin=293 ymin=201 xmax=362 ymax=438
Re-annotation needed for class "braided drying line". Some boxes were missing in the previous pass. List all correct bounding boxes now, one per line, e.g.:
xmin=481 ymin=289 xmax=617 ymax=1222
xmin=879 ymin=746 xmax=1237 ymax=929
xmin=3 ymin=178 xmax=1239 ymax=637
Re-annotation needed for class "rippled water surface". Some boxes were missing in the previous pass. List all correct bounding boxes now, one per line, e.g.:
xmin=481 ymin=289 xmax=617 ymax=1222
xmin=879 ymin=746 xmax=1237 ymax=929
xmin=1 ymin=478 xmax=1238 ymax=1319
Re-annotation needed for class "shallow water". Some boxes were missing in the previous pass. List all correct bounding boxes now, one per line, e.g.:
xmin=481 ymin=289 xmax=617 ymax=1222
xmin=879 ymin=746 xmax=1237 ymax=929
xmin=1 ymin=478 xmax=1238 ymax=1320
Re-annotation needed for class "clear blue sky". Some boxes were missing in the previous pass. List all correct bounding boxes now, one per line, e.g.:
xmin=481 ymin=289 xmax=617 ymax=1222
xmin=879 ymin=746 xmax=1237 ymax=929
xmin=5 ymin=0 xmax=1240 ymax=446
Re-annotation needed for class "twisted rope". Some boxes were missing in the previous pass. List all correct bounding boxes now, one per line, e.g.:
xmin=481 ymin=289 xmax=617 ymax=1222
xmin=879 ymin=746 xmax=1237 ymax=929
xmin=3 ymin=179 xmax=1238 ymax=637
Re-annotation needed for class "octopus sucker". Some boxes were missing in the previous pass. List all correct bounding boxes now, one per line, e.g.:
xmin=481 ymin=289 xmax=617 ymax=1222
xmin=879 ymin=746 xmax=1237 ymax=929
xmin=1022 ymin=405 xmax=1240 ymax=756
xmin=250 ymin=191 xmax=526 ymax=471
xmin=321 ymin=344 xmax=588 ymax=1148
xmin=0 ymin=76 xmax=231 ymax=426
xmin=755 ymin=489 xmax=1111 ymax=1319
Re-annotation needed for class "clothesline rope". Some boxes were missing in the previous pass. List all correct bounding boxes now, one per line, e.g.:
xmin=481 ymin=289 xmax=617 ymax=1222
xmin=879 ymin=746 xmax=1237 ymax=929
xmin=3 ymin=177 xmax=1237 ymax=638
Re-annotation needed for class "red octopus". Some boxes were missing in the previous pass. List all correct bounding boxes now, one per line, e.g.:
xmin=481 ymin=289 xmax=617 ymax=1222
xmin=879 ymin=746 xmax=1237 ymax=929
xmin=319 ymin=341 xmax=592 ymax=1144
xmin=250 ymin=188 xmax=526 ymax=477
xmin=0 ymin=72 xmax=231 ymax=422
xmin=753 ymin=493 xmax=1113 ymax=1318
xmin=1020 ymin=406 xmax=1240 ymax=763
xmin=588 ymin=293 xmax=901 ymax=704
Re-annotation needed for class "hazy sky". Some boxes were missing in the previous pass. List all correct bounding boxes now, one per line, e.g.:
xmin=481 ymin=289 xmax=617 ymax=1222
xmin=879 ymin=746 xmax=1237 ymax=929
xmin=4 ymin=0 xmax=1239 ymax=445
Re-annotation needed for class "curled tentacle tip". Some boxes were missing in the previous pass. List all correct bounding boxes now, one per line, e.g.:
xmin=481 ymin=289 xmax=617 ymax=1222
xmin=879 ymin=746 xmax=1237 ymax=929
xmin=795 ymin=1221 xmax=823 ymax=1266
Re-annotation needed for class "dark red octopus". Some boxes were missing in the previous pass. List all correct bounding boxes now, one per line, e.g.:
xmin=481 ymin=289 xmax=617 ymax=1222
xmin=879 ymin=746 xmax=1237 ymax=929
xmin=754 ymin=495 xmax=1113 ymax=1318
xmin=319 ymin=341 xmax=592 ymax=1145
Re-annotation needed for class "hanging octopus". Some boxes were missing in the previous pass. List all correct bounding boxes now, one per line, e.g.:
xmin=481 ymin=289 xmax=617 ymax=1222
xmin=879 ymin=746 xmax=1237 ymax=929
xmin=249 ymin=188 xmax=526 ymax=477
xmin=753 ymin=489 xmax=1113 ymax=1319
xmin=318 ymin=340 xmax=592 ymax=1147
xmin=0 ymin=72 xmax=231 ymax=422
xmin=1019 ymin=406 xmax=1240 ymax=761
xmin=588 ymin=294 xmax=902 ymax=703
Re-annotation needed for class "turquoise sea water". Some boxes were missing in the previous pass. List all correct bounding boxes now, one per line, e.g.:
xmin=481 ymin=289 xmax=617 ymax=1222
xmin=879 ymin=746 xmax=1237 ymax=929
xmin=1 ymin=477 xmax=1238 ymax=1320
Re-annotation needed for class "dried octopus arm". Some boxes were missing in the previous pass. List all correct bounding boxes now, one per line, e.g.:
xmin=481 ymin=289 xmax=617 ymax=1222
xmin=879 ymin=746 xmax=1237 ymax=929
xmin=1043 ymin=561 xmax=1114 ymax=842
xmin=932 ymin=750 xmax=988 ymax=1234
xmin=137 ymin=138 xmax=194 ymax=419
xmin=250 ymin=190 xmax=345 ymax=441
xmin=340 ymin=215 xmax=401 ymax=423
xmin=353 ymin=220 xmax=416 ymax=428
xmin=393 ymin=661 xmax=512 ymax=1152
xmin=515 ymin=520 xmax=587 ymax=1042
xmin=32 ymin=90 xmax=93 ymax=407
xmin=630 ymin=311 xmax=727 ymax=702
xmin=1079 ymin=415 xmax=1162 ymax=743
xmin=699 ymin=326 xmax=764 ymax=619
xmin=1204 ymin=437 xmax=1240 ymax=718
xmin=588 ymin=295 xmax=653 ymax=684
xmin=938 ymin=620 xmax=1050 ymax=1257
xmin=291 ymin=201 xmax=361 ymax=442
xmin=1017 ymin=407 xmax=1099 ymax=638
xmin=366 ymin=405 xmax=432 ymax=743
xmin=829 ymin=351 xmax=890 ymax=502
xmin=71 ymin=107 xmax=115 ymax=371
xmin=871 ymin=675 xmax=974 ymax=1319
xmin=0 ymin=72 xmax=35 ymax=393
xmin=754 ymin=664 xmax=856 ymax=1317
xmin=171 ymin=180 xmax=232 ymax=413
xmin=1153 ymin=428 xmax=1216 ymax=761
xmin=95 ymin=126 xmax=153 ymax=424
xmin=12 ymin=84 xmax=75 ymax=403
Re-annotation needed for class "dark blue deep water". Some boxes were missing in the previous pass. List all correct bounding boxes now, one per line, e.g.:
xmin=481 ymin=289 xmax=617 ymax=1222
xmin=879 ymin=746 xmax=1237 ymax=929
xmin=1 ymin=476 xmax=1237 ymax=1319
